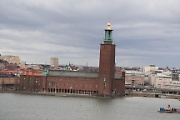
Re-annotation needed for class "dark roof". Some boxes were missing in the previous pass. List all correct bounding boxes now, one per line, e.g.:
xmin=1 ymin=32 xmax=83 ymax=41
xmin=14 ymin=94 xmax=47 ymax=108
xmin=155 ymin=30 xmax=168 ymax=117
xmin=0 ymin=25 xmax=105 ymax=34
xmin=47 ymin=70 xmax=123 ymax=79
xmin=0 ymin=72 xmax=15 ymax=77
xmin=48 ymin=70 xmax=98 ymax=78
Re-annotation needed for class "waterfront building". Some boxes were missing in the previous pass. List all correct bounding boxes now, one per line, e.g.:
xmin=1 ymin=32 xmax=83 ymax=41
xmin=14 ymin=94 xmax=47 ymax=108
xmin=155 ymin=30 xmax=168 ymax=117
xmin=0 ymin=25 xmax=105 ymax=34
xmin=147 ymin=67 xmax=180 ymax=89
xmin=0 ymin=76 xmax=17 ymax=91
xmin=125 ymin=70 xmax=145 ymax=87
xmin=150 ymin=73 xmax=172 ymax=88
xmin=17 ymin=23 xmax=125 ymax=97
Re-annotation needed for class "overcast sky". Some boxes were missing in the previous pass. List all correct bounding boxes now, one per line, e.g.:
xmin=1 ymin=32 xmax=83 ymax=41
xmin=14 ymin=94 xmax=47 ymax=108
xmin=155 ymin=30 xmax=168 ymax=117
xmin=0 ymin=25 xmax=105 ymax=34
xmin=0 ymin=0 xmax=180 ymax=68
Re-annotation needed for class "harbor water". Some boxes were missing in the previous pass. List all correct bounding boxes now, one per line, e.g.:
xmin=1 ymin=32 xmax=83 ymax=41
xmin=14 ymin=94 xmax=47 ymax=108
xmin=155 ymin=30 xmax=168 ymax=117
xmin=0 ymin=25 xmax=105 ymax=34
xmin=0 ymin=93 xmax=179 ymax=120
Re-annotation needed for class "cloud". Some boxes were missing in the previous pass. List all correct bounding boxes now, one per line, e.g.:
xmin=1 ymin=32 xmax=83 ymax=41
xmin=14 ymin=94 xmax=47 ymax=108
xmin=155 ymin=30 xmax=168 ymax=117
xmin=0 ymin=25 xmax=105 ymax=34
xmin=0 ymin=0 xmax=180 ymax=67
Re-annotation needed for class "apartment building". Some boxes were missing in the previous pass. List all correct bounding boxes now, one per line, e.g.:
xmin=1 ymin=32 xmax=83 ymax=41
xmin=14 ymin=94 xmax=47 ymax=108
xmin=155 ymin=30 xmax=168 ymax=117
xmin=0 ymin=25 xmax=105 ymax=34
xmin=125 ymin=70 xmax=145 ymax=87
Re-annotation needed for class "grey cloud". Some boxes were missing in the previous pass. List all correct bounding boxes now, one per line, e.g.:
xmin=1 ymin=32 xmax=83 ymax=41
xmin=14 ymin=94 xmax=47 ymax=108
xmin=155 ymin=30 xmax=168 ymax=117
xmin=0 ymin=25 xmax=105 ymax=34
xmin=0 ymin=0 xmax=180 ymax=67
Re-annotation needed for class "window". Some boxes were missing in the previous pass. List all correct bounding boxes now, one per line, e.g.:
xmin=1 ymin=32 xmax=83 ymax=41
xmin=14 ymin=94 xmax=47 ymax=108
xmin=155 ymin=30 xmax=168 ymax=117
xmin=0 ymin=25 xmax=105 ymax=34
xmin=49 ymin=82 xmax=55 ymax=86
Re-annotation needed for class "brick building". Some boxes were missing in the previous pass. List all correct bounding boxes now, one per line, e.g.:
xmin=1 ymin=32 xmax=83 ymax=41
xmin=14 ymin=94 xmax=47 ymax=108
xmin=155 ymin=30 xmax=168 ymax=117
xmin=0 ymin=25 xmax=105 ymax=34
xmin=17 ymin=23 xmax=125 ymax=97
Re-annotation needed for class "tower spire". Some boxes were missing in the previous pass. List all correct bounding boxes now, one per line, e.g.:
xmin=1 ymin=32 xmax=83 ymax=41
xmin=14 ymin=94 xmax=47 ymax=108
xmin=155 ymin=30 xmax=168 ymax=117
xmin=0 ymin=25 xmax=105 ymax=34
xmin=106 ymin=22 xmax=111 ymax=30
xmin=104 ymin=22 xmax=113 ymax=44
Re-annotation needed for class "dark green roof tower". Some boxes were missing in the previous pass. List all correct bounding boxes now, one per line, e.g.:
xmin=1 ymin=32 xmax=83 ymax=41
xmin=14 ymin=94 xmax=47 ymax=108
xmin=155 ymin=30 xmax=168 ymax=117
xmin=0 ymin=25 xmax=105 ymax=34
xmin=104 ymin=22 xmax=113 ymax=44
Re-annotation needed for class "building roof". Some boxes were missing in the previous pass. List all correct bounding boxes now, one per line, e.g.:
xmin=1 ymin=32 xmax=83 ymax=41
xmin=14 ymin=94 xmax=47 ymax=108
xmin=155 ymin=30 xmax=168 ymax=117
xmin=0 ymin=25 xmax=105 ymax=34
xmin=48 ymin=70 xmax=98 ymax=78
xmin=47 ymin=70 xmax=123 ymax=79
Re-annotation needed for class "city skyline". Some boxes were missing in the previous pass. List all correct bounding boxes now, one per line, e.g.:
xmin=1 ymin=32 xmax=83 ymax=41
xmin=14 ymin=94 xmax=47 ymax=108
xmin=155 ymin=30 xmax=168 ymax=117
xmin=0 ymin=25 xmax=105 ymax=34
xmin=1 ymin=0 xmax=180 ymax=68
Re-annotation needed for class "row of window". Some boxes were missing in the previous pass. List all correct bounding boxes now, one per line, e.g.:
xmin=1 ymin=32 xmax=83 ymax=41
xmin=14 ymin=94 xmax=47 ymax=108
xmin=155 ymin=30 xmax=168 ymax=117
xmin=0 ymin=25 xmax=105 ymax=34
xmin=48 ymin=82 xmax=98 ymax=89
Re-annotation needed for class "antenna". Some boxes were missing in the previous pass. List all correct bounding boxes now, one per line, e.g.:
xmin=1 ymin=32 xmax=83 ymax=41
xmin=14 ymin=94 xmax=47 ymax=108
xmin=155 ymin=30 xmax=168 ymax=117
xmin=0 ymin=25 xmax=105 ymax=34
xmin=107 ymin=16 xmax=111 ymax=22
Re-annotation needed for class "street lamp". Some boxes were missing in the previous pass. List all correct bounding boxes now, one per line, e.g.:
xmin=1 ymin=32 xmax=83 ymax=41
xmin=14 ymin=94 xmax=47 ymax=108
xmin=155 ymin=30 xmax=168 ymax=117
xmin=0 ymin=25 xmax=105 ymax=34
xmin=55 ymin=83 xmax=57 ymax=94
xmin=35 ymin=79 xmax=37 ymax=92
xmin=70 ymin=86 xmax=72 ymax=94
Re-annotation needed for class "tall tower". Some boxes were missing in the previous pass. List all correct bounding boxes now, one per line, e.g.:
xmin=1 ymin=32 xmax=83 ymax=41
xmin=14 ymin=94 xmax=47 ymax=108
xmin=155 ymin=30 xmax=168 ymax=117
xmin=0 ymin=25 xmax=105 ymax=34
xmin=98 ymin=22 xmax=115 ymax=96
xmin=50 ymin=57 xmax=59 ymax=68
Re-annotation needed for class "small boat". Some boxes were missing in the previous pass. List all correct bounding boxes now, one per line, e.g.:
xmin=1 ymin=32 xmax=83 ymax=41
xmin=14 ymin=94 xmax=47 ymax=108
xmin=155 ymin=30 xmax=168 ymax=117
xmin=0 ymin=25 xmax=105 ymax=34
xmin=158 ymin=107 xmax=180 ymax=114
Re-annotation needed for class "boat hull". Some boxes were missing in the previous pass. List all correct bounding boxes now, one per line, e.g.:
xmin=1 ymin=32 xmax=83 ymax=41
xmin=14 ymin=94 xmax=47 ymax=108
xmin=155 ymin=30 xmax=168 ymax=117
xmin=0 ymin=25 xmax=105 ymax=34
xmin=158 ymin=110 xmax=180 ymax=114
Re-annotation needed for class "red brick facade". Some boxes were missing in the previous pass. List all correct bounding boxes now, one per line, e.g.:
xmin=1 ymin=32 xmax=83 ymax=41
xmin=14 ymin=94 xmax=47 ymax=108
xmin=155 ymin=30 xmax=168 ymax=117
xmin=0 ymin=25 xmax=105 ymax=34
xmin=17 ymin=72 xmax=125 ymax=96
xmin=98 ymin=44 xmax=116 ymax=96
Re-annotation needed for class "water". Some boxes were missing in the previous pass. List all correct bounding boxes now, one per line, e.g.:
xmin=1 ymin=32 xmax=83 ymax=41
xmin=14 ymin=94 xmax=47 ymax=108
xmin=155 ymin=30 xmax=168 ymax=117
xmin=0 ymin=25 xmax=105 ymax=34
xmin=0 ymin=93 xmax=179 ymax=120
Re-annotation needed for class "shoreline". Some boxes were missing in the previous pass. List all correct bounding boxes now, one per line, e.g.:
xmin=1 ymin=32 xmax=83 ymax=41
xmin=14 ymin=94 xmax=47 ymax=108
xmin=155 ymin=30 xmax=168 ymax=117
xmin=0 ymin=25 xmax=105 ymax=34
xmin=125 ymin=91 xmax=180 ymax=100
xmin=1 ymin=91 xmax=180 ymax=100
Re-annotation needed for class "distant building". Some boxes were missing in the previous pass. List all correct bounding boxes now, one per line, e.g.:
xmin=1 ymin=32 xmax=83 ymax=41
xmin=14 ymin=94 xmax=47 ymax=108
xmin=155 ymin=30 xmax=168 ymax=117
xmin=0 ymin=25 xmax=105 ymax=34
xmin=50 ymin=57 xmax=59 ymax=68
xmin=26 ymin=64 xmax=41 ymax=70
xmin=1 ymin=55 xmax=21 ymax=64
xmin=143 ymin=65 xmax=158 ymax=73
xmin=0 ymin=61 xmax=6 ymax=70
xmin=0 ymin=54 xmax=2 ymax=60
xmin=125 ymin=70 xmax=145 ymax=87
xmin=171 ymin=69 xmax=179 ymax=81
xmin=1 ymin=55 xmax=25 ymax=68
xmin=150 ymin=73 xmax=172 ymax=88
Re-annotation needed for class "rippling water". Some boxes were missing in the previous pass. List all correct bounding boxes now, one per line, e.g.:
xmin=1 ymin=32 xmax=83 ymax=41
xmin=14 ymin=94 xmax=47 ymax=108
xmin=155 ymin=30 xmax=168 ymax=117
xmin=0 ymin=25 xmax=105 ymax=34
xmin=0 ymin=93 xmax=179 ymax=120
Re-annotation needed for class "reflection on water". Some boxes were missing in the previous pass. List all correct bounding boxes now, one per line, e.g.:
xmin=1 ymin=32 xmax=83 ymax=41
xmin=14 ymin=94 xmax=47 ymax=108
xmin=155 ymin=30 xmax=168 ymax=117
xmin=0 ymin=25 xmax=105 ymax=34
xmin=0 ymin=93 xmax=179 ymax=120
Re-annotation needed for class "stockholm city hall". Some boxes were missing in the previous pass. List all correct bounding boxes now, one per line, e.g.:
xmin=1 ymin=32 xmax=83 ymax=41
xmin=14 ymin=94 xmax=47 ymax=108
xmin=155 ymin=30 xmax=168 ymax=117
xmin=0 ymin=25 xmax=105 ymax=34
xmin=18 ymin=23 xmax=125 ymax=97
